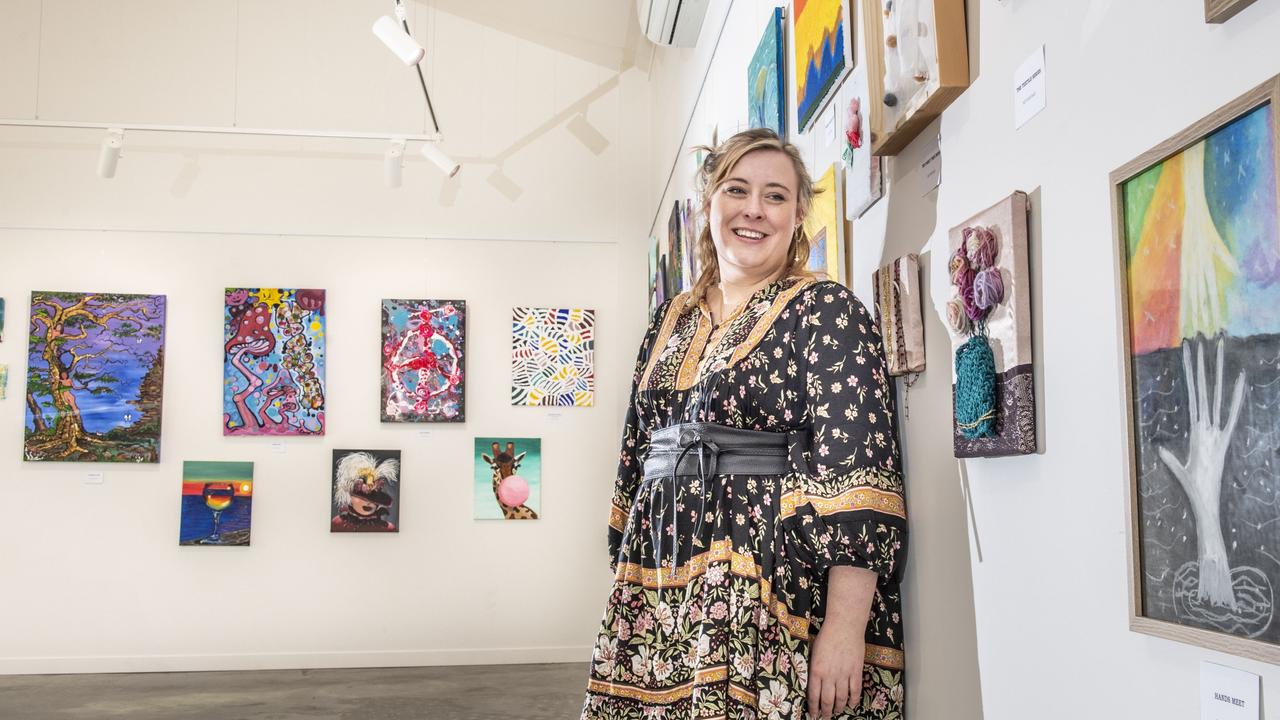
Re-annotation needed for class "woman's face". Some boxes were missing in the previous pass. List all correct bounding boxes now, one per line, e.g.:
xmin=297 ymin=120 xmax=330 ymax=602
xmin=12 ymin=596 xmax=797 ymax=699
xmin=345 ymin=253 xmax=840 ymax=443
xmin=708 ymin=149 xmax=804 ymax=284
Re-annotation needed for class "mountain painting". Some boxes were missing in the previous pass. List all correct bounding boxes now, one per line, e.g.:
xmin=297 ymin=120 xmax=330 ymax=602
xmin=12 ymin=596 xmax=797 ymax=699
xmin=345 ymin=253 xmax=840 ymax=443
xmin=793 ymin=0 xmax=853 ymax=133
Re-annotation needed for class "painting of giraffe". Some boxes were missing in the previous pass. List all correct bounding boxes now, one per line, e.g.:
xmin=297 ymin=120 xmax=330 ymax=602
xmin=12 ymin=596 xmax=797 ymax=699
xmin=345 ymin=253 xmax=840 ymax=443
xmin=474 ymin=437 xmax=540 ymax=520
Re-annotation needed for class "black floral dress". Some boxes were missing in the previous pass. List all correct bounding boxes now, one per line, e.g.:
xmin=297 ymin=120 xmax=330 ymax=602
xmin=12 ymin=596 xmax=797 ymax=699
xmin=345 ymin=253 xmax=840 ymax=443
xmin=583 ymin=278 xmax=907 ymax=720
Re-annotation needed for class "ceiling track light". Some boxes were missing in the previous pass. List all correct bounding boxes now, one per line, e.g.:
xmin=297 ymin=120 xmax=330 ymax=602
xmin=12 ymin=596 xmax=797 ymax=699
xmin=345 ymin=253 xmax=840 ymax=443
xmin=384 ymin=138 xmax=405 ymax=188
xmin=97 ymin=128 xmax=123 ymax=178
xmin=420 ymin=140 xmax=460 ymax=179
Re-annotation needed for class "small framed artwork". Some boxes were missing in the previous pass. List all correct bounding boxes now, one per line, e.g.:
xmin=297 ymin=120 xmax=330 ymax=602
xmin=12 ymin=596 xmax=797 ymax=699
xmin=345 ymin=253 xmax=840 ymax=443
xmin=748 ymin=7 xmax=786 ymax=138
xmin=862 ymin=0 xmax=969 ymax=155
xmin=331 ymin=450 xmax=401 ymax=532
xmin=1205 ymin=0 xmax=1257 ymax=23
xmin=791 ymin=0 xmax=854 ymax=134
xmin=381 ymin=299 xmax=466 ymax=422
xmin=511 ymin=307 xmax=596 ymax=407
xmin=475 ymin=438 xmax=541 ymax=520
xmin=1112 ymin=75 xmax=1280 ymax=662
xmin=180 ymin=461 xmax=253 ymax=546
xmin=805 ymin=163 xmax=846 ymax=285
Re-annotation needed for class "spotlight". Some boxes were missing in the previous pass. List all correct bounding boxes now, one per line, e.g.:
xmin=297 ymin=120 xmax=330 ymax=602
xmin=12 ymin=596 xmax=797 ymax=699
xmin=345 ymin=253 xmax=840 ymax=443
xmin=98 ymin=128 xmax=124 ymax=179
xmin=420 ymin=141 xmax=460 ymax=179
xmin=372 ymin=14 xmax=424 ymax=66
xmin=385 ymin=139 xmax=405 ymax=188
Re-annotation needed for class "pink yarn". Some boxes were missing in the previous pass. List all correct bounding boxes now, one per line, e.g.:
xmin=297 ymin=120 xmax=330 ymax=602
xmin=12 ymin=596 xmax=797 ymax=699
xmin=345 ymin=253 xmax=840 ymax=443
xmin=498 ymin=475 xmax=530 ymax=507
xmin=965 ymin=226 xmax=998 ymax=270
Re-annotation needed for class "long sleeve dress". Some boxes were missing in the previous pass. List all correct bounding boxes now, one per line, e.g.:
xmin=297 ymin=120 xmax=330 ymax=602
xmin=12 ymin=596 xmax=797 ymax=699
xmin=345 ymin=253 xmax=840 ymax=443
xmin=582 ymin=277 xmax=908 ymax=720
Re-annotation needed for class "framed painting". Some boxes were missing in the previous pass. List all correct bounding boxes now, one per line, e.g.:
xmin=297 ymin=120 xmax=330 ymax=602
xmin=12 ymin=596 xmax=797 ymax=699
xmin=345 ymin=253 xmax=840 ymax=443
xmin=861 ymin=0 xmax=969 ymax=155
xmin=1205 ymin=0 xmax=1257 ymax=23
xmin=791 ymin=0 xmax=853 ymax=134
xmin=511 ymin=307 xmax=595 ymax=407
xmin=805 ymin=163 xmax=846 ymax=285
xmin=945 ymin=192 xmax=1036 ymax=457
xmin=180 ymin=461 xmax=253 ymax=546
xmin=24 ymin=291 xmax=167 ymax=463
xmin=1113 ymin=76 xmax=1280 ymax=662
xmin=475 ymin=437 xmax=541 ymax=520
xmin=223 ymin=288 xmax=326 ymax=436
xmin=748 ymin=7 xmax=786 ymax=137
xmin=331 ymin=449 xmax=401 ymax=532
xmin=381 ymin=299 xmax=465 ymax=422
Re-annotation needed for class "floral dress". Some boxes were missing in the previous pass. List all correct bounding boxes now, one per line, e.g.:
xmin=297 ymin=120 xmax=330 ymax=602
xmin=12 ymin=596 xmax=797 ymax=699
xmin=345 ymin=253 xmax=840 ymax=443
xmin=583 ymin=278 xmax=908 ymax=720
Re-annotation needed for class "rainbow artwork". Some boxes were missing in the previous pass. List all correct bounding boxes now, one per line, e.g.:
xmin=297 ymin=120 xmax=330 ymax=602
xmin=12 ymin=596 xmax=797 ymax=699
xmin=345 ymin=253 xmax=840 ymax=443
xmin=1122 ymin=100 xmax=1280 ymax=643
xmin=792 ymin=0 xmax=852 ymax=133
xmin=179 ymin=461 xmax=254 ymax=546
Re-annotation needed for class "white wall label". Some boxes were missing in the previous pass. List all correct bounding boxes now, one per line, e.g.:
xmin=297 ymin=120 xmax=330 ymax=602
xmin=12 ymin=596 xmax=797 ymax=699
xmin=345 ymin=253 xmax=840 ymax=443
xmin=822 ymin=110 xmax=837 ymax=144
xmin=920 ymin=134 xmax=942 ymax=195
xmin=418 ymin=429 xmax=432 ymax=437
xmin=1014 ymin=45 xmax=1047 ymax=129
xmin=1201 ymin=662 xmax=1259 ymax=720
xmin=84 ymin=471 xmax=104 ymax=484
xmin=270 ymin=440 xmax=287 ymax=454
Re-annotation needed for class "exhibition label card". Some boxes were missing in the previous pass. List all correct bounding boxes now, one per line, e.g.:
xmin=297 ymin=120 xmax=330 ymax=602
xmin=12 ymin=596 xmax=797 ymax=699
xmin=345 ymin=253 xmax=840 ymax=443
xmin=1014 ymin=45 xmax=1046 ymax=129
xmin=1200 ymin=662 xmax=1259 ymax=720
xmin=920 ymin=134 xmax=941 ymax=195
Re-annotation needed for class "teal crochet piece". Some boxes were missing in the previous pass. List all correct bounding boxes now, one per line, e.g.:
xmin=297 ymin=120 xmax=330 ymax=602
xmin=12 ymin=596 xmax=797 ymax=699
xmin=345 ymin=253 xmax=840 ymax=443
xmin=955 ymin=335 xmax=997 ymax=439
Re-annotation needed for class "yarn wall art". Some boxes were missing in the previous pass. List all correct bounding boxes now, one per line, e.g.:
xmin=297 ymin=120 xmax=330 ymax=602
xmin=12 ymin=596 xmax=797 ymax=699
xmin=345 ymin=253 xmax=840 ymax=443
xmin=331 ymin=450 xmax=401 ymax=532
xmin=945 ymin=192 xmax=1036 ymax=457
xmin=748 ymin=7 xmax=786 ymax=138
xmin=475 ymin=437 xmax=541 ymax=520
xmin=1117 ymin=90 xmax=1280 ymax=648
xmin=381 ymin=299 xmax=465 ymax=423
xmin=24 ymin=291 xmax=167 ymax=463
xmin=511 ymin=307 xmax=595 ymax=407
xmin=792 ymin=0 xmax=852 ymax=133
xmin=223 ymin=288 xmax=326 ymax=436
xmin=180 ymin=461 xmax=253 ymax=546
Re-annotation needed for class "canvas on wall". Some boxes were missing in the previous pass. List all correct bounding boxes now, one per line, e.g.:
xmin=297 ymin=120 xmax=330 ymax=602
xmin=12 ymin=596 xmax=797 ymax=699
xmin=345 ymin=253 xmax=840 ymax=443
xmin=475 ymin=437 xmax=541 ymax=520
xmin=1115 ymin=77 xmax=1280 ymax=659
xmin=945 ymin=192 xmax=1036 ymax=458
xmin=792 ymin=0 xmax=853 ymax=133
xmin=180 ymin=461 xmax=253 ymax=546
xmin=511 ymin=307 xmax=595 ymax=407
xmin=223 ymin=288 xmax=326 ymax=436
xmin=331 ymin=449 xmax=401 ymax=532
xmin=381 ymin=299 xmax=465 ymax=423
xmin=839 ymin=27 xmax=884 ymax=220
xmin=872 ymin=253 xmax=925 ymax=376
xmin=805 ymin=163 xmax=846 ymax=285
xmin=748 ymin=7 xmax=786 ymax=137
xmin=24 ymin=291 xmax=166 ymax=463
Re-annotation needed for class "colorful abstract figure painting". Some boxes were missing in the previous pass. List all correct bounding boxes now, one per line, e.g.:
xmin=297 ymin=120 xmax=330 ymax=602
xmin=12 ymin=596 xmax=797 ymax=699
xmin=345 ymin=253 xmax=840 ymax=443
xmin=792 ymin=0 xmax=852 ymax=133
xmin=331 ymin=449 xmax=401 ymax=532
xmin=511 ymin=307 xmax=595 ymax=407
xmin=748 ymin=8 xmax=785 ymax=137
xmin=180 ymin=461 xmax=253 ymax=546
xmin=804 ymin=163 xmax=845 ymax=284
xmin=24 ymin=291 xmax=166 ymax=463
xmin=1116 ymin=81 xmax=1280 ymax=654
xmin=223 ymin=288 xmax=326 ymax=436
xmin=475 ymin=437 xmax=540 ymax=520
xmin=381 ymin=299 xmax=465 ymax=422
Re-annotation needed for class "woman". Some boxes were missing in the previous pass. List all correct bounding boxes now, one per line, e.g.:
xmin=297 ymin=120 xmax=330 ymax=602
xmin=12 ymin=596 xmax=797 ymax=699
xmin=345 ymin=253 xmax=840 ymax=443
xmin=583 ymin=129 xmax=907 ymax=720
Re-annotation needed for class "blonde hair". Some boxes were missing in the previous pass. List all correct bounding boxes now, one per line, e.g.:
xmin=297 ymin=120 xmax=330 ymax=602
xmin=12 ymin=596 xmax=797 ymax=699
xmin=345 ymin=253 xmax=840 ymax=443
xmin=688 ymin=128 xmax=819 ymax=305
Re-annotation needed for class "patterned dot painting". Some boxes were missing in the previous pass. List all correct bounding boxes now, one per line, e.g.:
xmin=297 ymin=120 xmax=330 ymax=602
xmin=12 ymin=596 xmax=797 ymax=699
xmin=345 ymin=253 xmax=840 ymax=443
xmin=511 ymin=307 xmax=595 ymax=407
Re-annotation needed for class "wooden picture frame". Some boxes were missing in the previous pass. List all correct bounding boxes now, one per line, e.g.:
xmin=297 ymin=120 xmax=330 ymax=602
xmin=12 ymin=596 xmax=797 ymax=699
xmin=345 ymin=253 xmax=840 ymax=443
xmin=1205 ymin=0 xmax=1258 ymax=23
xmin=1111 ymin=75 xmax=1280 ymax=663
xmin=862 ymin=0 xmax=969 ymax=156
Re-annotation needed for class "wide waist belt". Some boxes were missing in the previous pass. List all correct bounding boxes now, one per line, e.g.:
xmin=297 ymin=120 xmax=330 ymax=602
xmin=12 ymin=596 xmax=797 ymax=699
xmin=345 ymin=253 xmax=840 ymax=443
xmin=643 ymin=422 xmax=788 ymax=479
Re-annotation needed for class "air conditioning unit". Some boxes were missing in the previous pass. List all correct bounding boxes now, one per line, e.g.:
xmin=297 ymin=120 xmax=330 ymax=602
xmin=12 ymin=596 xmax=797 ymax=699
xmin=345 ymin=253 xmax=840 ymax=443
xmin=636 ymin=0 xmax=711 ymax=47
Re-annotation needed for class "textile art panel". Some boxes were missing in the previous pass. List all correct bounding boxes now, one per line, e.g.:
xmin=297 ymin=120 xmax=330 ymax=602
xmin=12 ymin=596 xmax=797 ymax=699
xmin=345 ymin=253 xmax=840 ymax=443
xmin=511 ymin=307 xmax=595 ymax=407
xmin=872 ymin=253 xmax=925 ymax=376
xmin=381 ymin=299 xmax=466 ymax=423
xmin=180 ymin=461 xmax=253 ymax=546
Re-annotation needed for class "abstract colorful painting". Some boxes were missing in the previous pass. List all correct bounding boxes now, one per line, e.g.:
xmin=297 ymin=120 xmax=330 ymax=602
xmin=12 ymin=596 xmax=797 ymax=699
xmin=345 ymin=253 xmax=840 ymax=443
xmin=0 ymin=364 xmax=8 ymax=400
xmin=180 ymin=461 xmax=253 ymax=546
xmin=805 ymin=163 xmax=845 ymax=284
xmin=381 ymin=299 xmax=465 ymax=422
xmin=0 ymin=297 xmax=5 ymax=342
xmin=793 ymin=0 xmax=852 ymax=133
xmin=223 ymin=288 xmax=325 ymax=436
xmin=24 ymin=292 xmax=166 ymax=463
xmin=331 ymin=449 xmax=401 ymax=532
xmin=945 ymin=192 xmax=1035 ymax=457
xmin=1117 ymin=88 xmax=1280 ymax=652
xmin=748 ymin=7 xmax=785 ymax=137
xmin=474 ymin=437 xmax=540 ymax=520
xmin=511 ymin=307 xmax=595 ymax=407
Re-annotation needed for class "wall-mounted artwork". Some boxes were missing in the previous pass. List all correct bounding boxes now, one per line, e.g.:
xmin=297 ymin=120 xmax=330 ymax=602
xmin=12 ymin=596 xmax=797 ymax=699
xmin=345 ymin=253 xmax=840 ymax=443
xmin=223 ymin=288 xmax=325 ymax=436
xmin=0 ymin=364 xmax=8 ymax=400
xmin=331 ymin=449 xmax=401 ymax=532
xmin=840 ymin=57 xmax=884 ymax=220
xmin=792 ymin=0 xmax=853 ymax=133
xmin=862 ymin=0 xmax=969 ymax=155
xmin=872 ymin=253 xmax=925 ymax=376
xmin=748 ymin=7 xmax=786 ymax=137
xmin=24 ymin=291 xmax=167 ymax=463
xmin=180 ymin=461 xmax=253 ymax=546
xmin=381 ymin=299 xmax=465 ymax=423
xmin=1205 ymin=0 xmax=1257 ymax=23
xmin=945 ymin=192 xmax=1035 ymax=458
xmin=475 ymin=438 xmax=540 ymax=520
xmin=511 ymin=307 xmax=595 ymax=407
xmin=0 ymin=297 xmax=5 ymax=342
xmin=805 ymin=162 xmax=846 ymax=285
xmin=1114 ymin=76 xmax=1280 ymax=663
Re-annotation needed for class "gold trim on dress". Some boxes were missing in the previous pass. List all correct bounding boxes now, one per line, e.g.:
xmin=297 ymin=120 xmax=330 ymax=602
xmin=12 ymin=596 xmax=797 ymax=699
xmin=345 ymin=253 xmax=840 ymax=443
xmin=727 ymin=278 xmax=814 ymax=368
xmin=675 ymin=312 xmax=714 ymax=390
xmin=609 ymin=503 xmax=629 ymax=533
xmin=865 ymin=643 xmax=905 ymax=670
xmin=639 ymin=293 xmax=690 ymax=391
xmin=779 ymin=486 xmax=907 ymax=520
xmin=587 ymin=665 xmax=728 ymax=704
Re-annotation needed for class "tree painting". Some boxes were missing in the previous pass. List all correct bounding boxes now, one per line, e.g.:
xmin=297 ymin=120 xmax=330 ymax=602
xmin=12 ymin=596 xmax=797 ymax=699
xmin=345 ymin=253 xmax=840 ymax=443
xmin=24 ymin=291 xmax=167 ymax=463
xmin=223 ymin=288 xmax=326 ymax=436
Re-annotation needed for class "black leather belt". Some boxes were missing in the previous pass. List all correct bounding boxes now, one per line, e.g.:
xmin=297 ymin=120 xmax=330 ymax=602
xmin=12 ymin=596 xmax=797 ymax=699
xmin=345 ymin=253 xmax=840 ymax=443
xmin=643 ymin=422 xmax=788 ymax=479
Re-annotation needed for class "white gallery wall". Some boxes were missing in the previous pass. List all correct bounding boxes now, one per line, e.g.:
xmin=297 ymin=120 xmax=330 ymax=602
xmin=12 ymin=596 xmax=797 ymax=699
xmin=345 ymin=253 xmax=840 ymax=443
xmin=0 ymin=0 xmax=652 ymax=673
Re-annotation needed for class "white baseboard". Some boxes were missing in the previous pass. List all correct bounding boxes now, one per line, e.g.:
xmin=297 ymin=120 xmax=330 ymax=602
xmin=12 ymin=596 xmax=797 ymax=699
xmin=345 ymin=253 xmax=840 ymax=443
xmin=0 ymin=646 xmax=592 ymax=675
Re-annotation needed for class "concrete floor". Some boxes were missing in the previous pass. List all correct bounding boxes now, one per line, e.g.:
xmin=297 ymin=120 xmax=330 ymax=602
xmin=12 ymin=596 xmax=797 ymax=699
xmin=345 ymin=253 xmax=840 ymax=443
xmin=0 ymin=662 xmax=589 ymax=720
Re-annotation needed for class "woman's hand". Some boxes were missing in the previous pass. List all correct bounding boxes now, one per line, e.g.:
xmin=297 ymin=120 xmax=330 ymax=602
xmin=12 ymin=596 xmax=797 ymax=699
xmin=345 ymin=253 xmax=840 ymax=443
xmin=807 ymin=565 xmax=876 ymax=719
